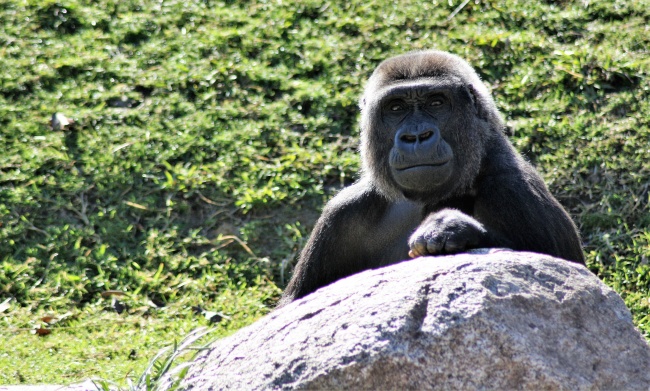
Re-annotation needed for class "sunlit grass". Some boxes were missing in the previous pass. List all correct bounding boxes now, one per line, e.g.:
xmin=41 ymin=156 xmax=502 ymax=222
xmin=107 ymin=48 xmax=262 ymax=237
xmin=1 ymin=0 xmax=649 ymax=385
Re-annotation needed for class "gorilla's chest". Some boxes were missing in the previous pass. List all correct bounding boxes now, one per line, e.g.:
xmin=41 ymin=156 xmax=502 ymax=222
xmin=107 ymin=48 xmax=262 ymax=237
xmin=369 ymin=200 xmax=424 ymax=265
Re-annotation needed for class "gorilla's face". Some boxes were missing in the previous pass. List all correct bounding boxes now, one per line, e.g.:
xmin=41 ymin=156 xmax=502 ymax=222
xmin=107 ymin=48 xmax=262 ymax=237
xmin=359 ymin=51 xmax=505 ymax=204
xmin=381 ymin=83 xmax=456 ymax=194
xmin=362 ymin=77 xmax=487 ymax=203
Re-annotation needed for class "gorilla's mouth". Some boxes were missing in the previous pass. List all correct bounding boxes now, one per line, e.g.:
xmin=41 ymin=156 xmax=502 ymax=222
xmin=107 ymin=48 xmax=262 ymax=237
xmin=391 ymin=159 xmax=454 ymax=190
xmin=395 ymin=160 xmax=451 ymax=171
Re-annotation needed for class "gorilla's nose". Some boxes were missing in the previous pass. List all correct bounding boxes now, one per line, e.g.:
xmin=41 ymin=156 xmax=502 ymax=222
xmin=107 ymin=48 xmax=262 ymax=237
xmin=398 ymin=129 xmax=436 ymax=144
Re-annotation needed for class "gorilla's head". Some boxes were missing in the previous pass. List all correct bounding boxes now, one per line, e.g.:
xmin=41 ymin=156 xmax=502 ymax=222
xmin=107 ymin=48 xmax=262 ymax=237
xmin=358 ymin=50 xmax=505 ymax=203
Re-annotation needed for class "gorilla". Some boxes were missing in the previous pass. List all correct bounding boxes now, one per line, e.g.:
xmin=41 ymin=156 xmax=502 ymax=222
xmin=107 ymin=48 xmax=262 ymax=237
xmin=278 ymin=50 xmax=585 ymax=307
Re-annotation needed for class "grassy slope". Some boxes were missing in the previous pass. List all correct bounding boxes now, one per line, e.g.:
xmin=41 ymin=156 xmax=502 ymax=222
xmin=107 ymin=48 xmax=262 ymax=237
xmin=1 ymin=0 xmax=649 ymax=385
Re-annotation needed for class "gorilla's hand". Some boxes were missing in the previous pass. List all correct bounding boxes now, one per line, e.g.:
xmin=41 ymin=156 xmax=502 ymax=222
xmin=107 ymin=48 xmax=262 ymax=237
xmin=408 ymin=209 xmax=487 ymax=258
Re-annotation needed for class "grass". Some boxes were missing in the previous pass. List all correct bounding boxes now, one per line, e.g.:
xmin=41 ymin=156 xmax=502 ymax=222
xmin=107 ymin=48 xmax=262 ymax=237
xmin=1 ymin=0 xmax=649 ymax=386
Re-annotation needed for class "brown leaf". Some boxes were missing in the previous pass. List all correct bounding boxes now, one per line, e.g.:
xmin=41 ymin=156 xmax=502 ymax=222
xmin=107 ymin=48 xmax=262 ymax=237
xmin=101 ymin=290 xmax=127 ymax=298
xmin=34 ymin=328 xmax=51 ymax=336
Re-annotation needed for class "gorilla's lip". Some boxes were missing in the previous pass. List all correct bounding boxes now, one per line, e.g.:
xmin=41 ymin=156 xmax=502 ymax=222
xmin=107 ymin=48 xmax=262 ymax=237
xmin=394 ymin=160 xmax=451 ymax=171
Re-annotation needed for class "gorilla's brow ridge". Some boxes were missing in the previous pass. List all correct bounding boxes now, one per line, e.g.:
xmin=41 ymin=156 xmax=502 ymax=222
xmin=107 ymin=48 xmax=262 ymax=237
xmin=392 ymin=69 xmax=444 ymax=81
xmin=374 ymin=76 xmax=464 ymax=102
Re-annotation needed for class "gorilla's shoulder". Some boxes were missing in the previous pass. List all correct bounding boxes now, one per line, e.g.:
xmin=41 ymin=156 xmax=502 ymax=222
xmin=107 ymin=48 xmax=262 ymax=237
xmin=323 ymin=179 xmax=390 ymax=219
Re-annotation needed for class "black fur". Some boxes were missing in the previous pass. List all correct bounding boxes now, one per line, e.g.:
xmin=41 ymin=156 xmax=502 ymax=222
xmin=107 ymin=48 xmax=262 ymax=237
xmin=278 ymin=50 xmax=584 ymax=307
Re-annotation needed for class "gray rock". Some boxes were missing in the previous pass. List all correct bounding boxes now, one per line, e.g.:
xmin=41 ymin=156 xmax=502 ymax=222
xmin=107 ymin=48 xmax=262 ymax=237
xmin=161 ymin=252 xmax=650 ymax=390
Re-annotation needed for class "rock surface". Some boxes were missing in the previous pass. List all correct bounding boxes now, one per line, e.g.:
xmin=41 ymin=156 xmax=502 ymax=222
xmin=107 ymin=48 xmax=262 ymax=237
xmin=160 ymin=251 xmax=650 ymax=390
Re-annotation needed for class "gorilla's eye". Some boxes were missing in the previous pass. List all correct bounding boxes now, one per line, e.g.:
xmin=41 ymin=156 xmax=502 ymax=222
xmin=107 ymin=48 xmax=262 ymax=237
xmin=429 ymin=98 xmax=444 ymax=107
xmin=384 ymin=99 xmax=407 ymax=113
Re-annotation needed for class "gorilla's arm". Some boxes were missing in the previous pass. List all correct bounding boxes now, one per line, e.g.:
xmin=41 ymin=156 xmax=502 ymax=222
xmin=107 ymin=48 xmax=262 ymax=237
xmin=278 ymin=180 xmax=422 ymax=307
xmin=471 ymin=142 xmax=584 ymax=264
xmin=408 ymin=142 xmax=584 ymax=264
xmin=472 ymin=169 xmax=585 ymax=264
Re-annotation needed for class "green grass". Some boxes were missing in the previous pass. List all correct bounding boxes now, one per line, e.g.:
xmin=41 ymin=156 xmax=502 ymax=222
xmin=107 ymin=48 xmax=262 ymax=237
xmin=1 ymin=0 xmax=649 ymax=386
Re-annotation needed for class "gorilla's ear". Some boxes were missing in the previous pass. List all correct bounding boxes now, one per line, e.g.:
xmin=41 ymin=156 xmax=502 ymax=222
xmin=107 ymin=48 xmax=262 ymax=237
xmin=466 ymin=83 xmax=487 ymax=121
xmin=466 ymin=83 xmax=509 ymax=135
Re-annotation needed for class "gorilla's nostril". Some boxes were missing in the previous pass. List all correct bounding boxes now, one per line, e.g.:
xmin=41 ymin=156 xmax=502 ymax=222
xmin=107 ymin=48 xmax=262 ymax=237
xmin=400 ymin=134 xmax=418 ymax=143
xmin=418 ymin=131 xmax=433 ymax=142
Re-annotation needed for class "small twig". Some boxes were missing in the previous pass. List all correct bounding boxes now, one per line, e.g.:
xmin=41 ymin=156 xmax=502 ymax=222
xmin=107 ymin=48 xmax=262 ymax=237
xmin=123 ymin=200 xmax=149 ymax=210
xmin=447 ymin=0 xmax=472 ymax=21
xmin=118 ymin=185 xmax=133 ymax=200
xmin=17 ymin=212 xmax=51 ymax=237
xmin=215 ymin=235 xmax=256 ymax=257
xmin=213 ymin=238 xmax=235 ymax=251
xmin=208 ymin=208 xmax=237 ymax=221
xmin=26 ymin=223 xmax=50 ymax=237
xmin=66 ymin=192 xmax=91 ymax=226
xmin=111 ymin=142 xmax=133 ymax=154
xmin=280 ymin=252 xmax=298 ymax=286
xmin=30 ymin=252 xmax=57 ymax=289
xmin=79 ymin=192 xmax=89 ymax=225
xmin=196 ymin=191 xmax=229 ymax=206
